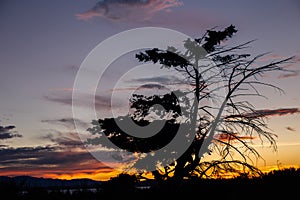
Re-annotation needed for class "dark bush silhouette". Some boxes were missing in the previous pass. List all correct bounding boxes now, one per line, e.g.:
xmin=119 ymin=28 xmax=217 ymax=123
xmin=101 ymin=173 xmax=137 ymax=193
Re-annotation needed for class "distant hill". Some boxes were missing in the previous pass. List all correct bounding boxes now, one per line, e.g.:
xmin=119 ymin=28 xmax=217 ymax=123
xmin=1 ymin=168 xmax=300 ymax=199
xmin=0 ymin=176 xmax=102 ymax=189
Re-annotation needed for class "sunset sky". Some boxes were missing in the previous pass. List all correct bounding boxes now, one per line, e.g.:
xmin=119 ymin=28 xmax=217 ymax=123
xmin=0 ymin=0 xmax=300 ymax=181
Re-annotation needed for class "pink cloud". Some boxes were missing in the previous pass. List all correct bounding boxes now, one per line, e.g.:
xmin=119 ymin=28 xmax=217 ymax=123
xmin=257 ymin=53 xmax=287 ymax=62
xmin=257 ymin=52 xmax=300 ymax=71
xmin=278 ymin=72 xmax=299 ymax=79
xmin=76 ymin=0 xmax=183 ymax=21
xmin=214 ymin=132 xmax=256 ymax=142
xmin=225 ymin=108 xmax=300 ymax=120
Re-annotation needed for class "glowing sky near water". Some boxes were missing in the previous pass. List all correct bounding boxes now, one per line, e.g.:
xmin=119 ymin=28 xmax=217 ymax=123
xmin=0 ymin=0 xmax=300 ymax=180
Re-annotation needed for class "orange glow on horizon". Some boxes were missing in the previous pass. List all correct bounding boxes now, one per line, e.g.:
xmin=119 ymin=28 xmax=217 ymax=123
xmin=43 ymin=171 xmax=119 ymax=181
xmin=1 ymin=164 xmax=299 ymax=181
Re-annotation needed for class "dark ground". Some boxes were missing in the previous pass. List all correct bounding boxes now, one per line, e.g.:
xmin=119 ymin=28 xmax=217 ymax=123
xmin=1 ymin=168 xmax=299 ymax=200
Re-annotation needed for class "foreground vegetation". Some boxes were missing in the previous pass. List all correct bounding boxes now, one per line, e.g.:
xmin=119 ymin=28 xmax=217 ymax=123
xmin=1 ymin=167 xmax=299 ymax=199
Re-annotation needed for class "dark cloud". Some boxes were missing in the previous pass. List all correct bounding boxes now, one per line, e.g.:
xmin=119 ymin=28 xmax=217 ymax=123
xmin=112 ymin=75 xmax=186 ymax=92
xmin=129 ymin=75 xmax=184 ymax=85
xmin=247 ymin=108 xmax=300 ymax=118
xmin=0 ymin=125 xmax=22 ymax=140
xmin=139 ymin=83 xmax=166 ymax=90
xmin=286 ymin=126 xmax=296 ymax=132
xmin=0 ymin=146 xmax=56 ymax=160
xmin=76 ymin=0 xmax=182 ymax=21
xmin=0 ymin=146 xmax=110 ymax=175
xmin=41 ymin=118 xmax=90 ymax=130
xmin=136 ymin=83 xmax=167 ymax=90
xmin=226 ymin=108 xmax=300 ymax=119
xmin=110 ymin=83 xmax=171 ymax=93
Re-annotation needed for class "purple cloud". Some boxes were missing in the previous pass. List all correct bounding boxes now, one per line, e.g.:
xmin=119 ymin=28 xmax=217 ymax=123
xmin=76 ymin=0 xmax=182 ymax=21
xmin=278 ymin=71 xmax=299 ymax=79
xmin=0 ymin=146 xmax=111 ymax=177
xmin=226 ymin=108 xmax=300 ymax=120
xmin=44 ymin=91 xmax=118 ymax=111
xmin=0 ymin=125 xmax=22 ymax=140
xmin=41 ymin=118 xmax=90 ymax=130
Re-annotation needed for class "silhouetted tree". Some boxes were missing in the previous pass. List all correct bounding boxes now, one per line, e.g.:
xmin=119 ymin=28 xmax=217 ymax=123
xmin=87 ymin=25 xmax=294 ymax=181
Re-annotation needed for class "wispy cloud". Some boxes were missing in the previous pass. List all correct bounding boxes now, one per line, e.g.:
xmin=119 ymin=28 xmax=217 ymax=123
xmin=41 ymin=132 xmax=84 ymax=149
xmin=44 ymin=91 xmax=73 ymax=106
xmin=111 ymin=83 xmax=168 ymax=92
xmin=48 ymin=88 xmax=79 ymax=92
xmin=76 ymin=0 xmax=182 ymax=21
xmin=257 ymin=53 xmax=289 ymax=62
xmin=111 ymin=75 xmax=190 ymax=92
xmin=278 ymin=71 xmax=300 ymax=79
xmin=257 ymin=52 xmax=299 ymax=65
xmin=214 ymin=132 xmax=256 ymax=142
xmin=286 ymin=126 xmax=296 ymax=132
xmin=276 ymin=142 xmax=300 ymax=147
xmin=0 ymin=125 xmax=22 ymax=140
xmin=248 ymin=108 xmax=300 ymax=118
xmin=129 ymin=75 xmax=184 ymax=84
xmin=226 ymin=108 xmax=300 ymax=119
xmin=41 ymin=118 xmax=90 ymax=130
xmin=257 ymin=52 xmax=300 ymax=79
xmin=44 ymin=91 xmax=118 ymax=110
